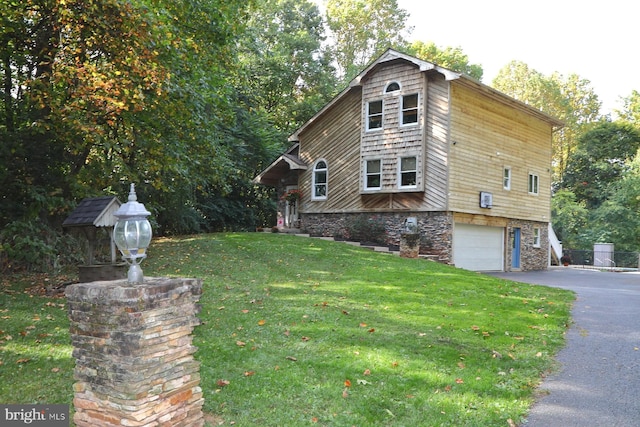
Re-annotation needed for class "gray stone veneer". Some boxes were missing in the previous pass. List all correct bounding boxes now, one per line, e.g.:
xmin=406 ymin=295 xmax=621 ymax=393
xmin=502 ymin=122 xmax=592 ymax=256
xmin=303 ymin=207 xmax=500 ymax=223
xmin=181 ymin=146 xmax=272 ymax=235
xmin=301 ymin=212 xmax=549 ymax=271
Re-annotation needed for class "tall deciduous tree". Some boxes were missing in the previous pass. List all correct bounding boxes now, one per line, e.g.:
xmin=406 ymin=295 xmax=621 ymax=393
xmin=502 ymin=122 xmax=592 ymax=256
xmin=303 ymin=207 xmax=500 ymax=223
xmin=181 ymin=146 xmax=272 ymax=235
xmin=326 ymin=0 xmax=411 ymax=81
xmin=240 ymin=0 xmax=337 ymax=133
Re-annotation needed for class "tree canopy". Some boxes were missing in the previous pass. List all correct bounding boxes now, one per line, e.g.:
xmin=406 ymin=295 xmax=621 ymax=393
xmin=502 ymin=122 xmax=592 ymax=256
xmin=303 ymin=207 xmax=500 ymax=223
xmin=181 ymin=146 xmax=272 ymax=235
xmin=3 ymin=0 xmax=640 ymax=271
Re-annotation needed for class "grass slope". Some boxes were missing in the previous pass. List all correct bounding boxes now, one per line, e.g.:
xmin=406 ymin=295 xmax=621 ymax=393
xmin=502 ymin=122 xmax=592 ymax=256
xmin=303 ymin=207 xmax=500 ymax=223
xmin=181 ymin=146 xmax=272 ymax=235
xmin=147 ymin=233 xmax=574 ymax=426
xmin=0 ymin=233 xmax=574 ymax=426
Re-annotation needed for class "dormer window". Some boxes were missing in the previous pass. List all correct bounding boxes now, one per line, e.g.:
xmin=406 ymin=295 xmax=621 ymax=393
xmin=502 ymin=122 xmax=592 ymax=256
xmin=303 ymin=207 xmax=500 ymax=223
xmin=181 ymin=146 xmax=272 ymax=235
xmin=385 ymin=81 xmax=401 ymax=93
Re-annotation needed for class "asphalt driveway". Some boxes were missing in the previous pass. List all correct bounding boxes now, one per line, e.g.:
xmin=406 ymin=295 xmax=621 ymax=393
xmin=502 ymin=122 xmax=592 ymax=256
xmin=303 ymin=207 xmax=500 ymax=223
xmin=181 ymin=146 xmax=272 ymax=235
xmin=488 ymin=268 xmax=640 ymax=426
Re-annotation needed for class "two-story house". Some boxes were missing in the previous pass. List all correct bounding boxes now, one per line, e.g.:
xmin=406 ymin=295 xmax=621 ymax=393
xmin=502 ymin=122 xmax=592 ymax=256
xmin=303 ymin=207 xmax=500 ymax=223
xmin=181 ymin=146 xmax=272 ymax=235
xmin=254 ymin=49 xmax=563 ymax=271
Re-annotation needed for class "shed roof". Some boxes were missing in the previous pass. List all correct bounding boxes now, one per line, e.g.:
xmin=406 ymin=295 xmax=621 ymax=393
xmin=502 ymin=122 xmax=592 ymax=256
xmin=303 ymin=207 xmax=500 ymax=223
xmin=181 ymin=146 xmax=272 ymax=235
xmin=62 ymin=196 xmax=122 ymax=228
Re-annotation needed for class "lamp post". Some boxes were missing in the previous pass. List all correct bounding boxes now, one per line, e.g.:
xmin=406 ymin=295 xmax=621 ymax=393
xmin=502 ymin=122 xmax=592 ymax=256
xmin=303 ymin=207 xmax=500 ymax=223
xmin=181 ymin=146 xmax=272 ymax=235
xmin=113 ymin=183 xmax=152 ymax=284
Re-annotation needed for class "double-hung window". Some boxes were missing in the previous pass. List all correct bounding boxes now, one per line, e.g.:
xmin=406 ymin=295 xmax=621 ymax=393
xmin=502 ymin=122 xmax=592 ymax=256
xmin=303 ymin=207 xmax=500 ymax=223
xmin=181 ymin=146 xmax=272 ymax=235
xmin=533 ymin=227 xmax=541 ymax=248
xmin=503 ymin=167 xmax=511 ymax=190
xmin=528 ymin=173 xmax=539 ymax=195
xmin=312 ymin=160 xmax=328 ymax=200
xmin=399 ymin=156 xmax=417 ymax=188
xmin=401 ymin=94 xmax=418 ymax=125
xmin=364 ymin=159 xmax=382 ymax=190
xmin=367 ymin=100 xmax=383 ymax=131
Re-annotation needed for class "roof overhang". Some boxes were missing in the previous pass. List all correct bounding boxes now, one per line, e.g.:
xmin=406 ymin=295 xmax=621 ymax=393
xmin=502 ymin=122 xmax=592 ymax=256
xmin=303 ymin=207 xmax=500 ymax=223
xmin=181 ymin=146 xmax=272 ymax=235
xmin=253 ymin=153 xmax=307 ymax=186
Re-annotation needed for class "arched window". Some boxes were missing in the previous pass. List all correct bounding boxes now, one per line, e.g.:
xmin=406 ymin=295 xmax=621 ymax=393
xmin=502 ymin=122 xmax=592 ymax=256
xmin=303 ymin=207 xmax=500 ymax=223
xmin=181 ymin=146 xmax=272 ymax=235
xmin=385 ymin=81 xmax=401 ymax=93
xmin=312 ymin=160 xmax=328 ymax=200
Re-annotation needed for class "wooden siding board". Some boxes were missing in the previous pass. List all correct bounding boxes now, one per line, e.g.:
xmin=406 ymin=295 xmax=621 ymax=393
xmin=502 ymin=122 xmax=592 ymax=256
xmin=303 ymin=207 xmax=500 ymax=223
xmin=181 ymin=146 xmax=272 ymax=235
xmin=298 ymin=89 xmax=363 ymax=214
xmin=448 ymin=82 xmax=552 ymax=222
xmin=424 ymin=74 xmax=450 ymax=209
xmin=360 ymin=61 xmax=425 ymax=194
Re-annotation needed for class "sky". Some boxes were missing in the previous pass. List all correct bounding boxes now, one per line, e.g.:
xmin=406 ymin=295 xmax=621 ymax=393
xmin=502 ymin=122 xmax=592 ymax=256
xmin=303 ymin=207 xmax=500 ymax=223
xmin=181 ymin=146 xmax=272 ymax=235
xmin=397 ymin=0 xmax=638 ymax=115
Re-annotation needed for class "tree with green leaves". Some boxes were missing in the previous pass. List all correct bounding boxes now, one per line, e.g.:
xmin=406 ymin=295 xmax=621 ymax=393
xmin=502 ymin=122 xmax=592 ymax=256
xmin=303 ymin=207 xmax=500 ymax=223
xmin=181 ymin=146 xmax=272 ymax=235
xmin=551 ymin=189 xmax=589 ymax=250
xmin=560 ymin=121 xmax=640 ymax=210
xmin=492 ymin=61 xmax=601 ymax=182
xmin=405 ymin=41 xmax=483 ymax=81
xmin=325 ymin=0 xmax=411 ymax=82
xmin=617 ymin=90 xmax=640 ymax=125
xmin=239 ymin=0 xmax=337 ymax=134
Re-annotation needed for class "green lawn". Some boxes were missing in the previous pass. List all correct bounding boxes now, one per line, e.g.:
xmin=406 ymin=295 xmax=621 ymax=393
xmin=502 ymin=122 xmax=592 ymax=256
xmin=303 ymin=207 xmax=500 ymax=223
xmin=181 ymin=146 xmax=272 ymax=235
xmin=0 ymin=233 xmax=574 ymax=426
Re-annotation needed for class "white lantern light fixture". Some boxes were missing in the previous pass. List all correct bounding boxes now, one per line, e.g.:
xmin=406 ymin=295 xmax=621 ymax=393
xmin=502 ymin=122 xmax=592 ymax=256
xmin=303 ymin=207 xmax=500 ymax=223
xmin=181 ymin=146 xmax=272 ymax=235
xmin=113 ymin=183 xmax=152 ymax=284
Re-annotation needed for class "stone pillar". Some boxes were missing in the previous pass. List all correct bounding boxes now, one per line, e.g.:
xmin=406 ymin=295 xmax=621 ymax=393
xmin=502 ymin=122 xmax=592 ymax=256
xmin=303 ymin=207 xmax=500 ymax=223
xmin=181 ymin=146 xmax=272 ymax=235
xmin=399 ymin=233 xmax=420 ymax=258
xmin=66 ymin=277 xmax=204 ymax=427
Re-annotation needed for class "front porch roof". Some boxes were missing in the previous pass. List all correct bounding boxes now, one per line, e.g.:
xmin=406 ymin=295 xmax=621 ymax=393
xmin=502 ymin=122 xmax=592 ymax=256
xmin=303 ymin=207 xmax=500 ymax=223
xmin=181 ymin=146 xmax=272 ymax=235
xmin=253 ymin=153 xmax=307 ymax=186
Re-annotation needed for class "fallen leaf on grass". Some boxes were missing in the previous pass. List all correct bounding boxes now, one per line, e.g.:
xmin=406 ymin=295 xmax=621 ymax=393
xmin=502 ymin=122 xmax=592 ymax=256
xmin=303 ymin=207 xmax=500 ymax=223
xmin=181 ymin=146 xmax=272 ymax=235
xmin=363 ymin=369 xmax=371 ymax=376
xmin=216 ymin=379 xmax=230 ymax=387
xmin=455 ymin=378 xmax=464 ymax=384
xmin=244 ymin=371 xmax=255 ymax=377
xmin=344 ymin=379 xmax=351 ymax=387
xmin=342 ymin=388 xmax=349 ymax=398
xmin=285 ymin=356 xmax=297 ymax=361
xmin=257 ymin=319 xmax=266 ymax=326
xmin=301 ymin=336 xmax=310 ymax=342
xmin=236 ymin=341 xmax=246 ymax=347
xmin=16 ymin=358 xmax=30 ymax=364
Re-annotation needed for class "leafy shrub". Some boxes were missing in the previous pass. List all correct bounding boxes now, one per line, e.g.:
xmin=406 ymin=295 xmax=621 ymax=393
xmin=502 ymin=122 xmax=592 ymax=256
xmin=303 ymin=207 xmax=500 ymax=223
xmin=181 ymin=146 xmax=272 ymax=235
xmin=0 ymin=220 xmax=83 ymax=273
xmin=344 ymin=215 xmax=387 ymax=245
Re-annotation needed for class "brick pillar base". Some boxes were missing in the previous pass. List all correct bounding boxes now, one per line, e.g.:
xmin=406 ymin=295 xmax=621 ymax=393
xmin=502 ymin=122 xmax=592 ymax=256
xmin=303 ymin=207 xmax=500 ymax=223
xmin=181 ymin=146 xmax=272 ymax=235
xmin=66 ymin=277 xmax=204 ymax=427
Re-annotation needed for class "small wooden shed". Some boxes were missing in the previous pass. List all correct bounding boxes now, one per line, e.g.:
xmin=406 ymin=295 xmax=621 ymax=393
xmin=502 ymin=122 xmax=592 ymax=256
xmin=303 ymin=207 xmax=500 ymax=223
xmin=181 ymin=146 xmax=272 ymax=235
xmin=63 ymin=196 xmax=126 ymax=282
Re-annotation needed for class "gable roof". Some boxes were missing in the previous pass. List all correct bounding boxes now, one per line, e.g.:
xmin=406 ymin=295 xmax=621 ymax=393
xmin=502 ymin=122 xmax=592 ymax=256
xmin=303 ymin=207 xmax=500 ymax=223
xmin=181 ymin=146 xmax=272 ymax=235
xmin=252 ymin=144 xmax=307 ymax=186
xmin=288 ymin=48 xmax=562 ymax=142
xmin=62 ymin=196 xmax=122 ymax=228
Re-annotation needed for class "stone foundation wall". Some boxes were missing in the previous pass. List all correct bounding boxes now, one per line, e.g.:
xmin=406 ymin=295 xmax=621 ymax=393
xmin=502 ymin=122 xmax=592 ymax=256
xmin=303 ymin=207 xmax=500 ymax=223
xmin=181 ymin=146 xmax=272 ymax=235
xmin=301 ymin=212 xmax=453 ymax=264
xmin=66 ymin=277 xmax=204 ymax=427
xmin=301 ymin=212 xmax=549 ymax=271
xmin=508 ymin=220 xmax=549 ymax=271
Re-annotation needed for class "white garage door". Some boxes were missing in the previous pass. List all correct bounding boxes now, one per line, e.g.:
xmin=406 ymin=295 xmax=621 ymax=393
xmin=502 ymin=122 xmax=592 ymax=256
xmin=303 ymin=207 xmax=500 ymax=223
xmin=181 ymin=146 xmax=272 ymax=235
xmin=453 ymin=223 xmax=504 ymax=271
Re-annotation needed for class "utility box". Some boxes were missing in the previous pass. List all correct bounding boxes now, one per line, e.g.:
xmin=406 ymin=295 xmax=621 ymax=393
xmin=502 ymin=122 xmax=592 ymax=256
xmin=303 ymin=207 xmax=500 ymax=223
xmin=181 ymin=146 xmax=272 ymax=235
xmin=594 ymin=243 xmax=614 ymax=267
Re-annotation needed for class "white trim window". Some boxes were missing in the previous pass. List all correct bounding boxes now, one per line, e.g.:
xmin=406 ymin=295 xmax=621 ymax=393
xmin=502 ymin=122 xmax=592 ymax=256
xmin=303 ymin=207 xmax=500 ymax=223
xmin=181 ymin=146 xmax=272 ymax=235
xmin=533 ymin=227 xmax=541 ymax=248
xmin=385 ymin=81 xmax=401 ymax=93
xmin=401 ymin=94 xmax=419 ymax=125
xmin=503 ymin=167 xmax=511 ymax=190
xmin=312 ymin=160 xmax=328 ymax=200
xmin=528 ymin=173 xmax=539 ymax=195
xmin=399 ymin=156 xmax=417 ymax=188
xmin=366 ymin=100 xmax=383 ymax=131
xmin=364 ymin=159 xmax=382 ymax=190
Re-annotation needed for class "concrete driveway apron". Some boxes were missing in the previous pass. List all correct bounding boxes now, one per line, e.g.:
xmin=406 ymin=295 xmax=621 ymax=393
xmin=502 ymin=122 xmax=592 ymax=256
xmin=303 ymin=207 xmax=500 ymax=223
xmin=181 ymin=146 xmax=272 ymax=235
xmin=488 ymin=268 xmax=640 ymax=427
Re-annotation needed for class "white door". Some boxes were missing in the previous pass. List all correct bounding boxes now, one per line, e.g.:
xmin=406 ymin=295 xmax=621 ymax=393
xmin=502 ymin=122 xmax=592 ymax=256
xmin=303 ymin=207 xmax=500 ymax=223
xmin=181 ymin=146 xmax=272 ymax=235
xmin=453 ymin=223 xmax=504 ymax=271
xmin=284 ymin=186 xmax=299 ymax=228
